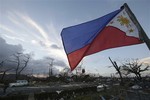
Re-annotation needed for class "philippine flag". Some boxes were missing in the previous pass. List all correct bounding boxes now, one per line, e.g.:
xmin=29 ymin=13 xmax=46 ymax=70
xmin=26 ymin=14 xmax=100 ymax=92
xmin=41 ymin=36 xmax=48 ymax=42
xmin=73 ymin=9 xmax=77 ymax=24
xmin=61 ymin=3 xmax=144 ymax=71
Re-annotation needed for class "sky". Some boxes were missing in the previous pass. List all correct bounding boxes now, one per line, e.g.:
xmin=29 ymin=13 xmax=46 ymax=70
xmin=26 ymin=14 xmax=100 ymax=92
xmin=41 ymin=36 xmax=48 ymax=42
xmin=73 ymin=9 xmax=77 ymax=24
xmin=0 ymin=0 xmax=150 ymax=76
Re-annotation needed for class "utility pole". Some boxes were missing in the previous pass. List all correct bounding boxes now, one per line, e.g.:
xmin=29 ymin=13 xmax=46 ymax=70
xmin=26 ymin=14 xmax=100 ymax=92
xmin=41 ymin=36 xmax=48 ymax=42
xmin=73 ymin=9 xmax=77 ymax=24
xmin=49 ymin=59 xmax=54 ymax=77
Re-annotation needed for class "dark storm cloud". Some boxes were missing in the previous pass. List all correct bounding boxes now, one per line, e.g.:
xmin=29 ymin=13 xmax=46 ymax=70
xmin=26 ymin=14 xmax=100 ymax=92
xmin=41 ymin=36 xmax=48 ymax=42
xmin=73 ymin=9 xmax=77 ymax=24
xmin=53 ymin=59 xmax=66 ymax=67
xmin=0 ymin=37 xmax=23 ymax=61
xmin=44 ymin=57 xmax=66 ymax=67
xmin=28 ymin=57 xmax=67 ymax=74
xmin=0 ymin=37 xmax=24 ymax=73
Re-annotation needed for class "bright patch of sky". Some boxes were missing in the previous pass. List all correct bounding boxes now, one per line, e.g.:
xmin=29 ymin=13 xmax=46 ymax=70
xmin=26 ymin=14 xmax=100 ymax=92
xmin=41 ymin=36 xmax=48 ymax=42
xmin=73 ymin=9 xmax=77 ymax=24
xmin=0 ymin=0 xmax=150 ymax=76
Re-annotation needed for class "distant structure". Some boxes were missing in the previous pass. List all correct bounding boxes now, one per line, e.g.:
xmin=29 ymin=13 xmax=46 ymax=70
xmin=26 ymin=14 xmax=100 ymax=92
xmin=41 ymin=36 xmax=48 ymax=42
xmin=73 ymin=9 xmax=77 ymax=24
xmin=49 ymin=59 xmax=54 ymax=77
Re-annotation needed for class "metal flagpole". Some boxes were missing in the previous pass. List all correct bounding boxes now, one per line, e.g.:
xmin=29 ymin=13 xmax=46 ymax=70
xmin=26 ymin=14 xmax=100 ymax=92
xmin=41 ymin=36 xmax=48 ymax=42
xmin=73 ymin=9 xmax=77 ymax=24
xmin=122 ymin=3 xmax=150 ymax=50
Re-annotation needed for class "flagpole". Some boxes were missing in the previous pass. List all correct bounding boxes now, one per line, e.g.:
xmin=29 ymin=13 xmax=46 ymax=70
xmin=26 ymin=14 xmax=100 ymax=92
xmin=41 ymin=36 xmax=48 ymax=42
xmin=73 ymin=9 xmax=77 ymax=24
xmin=122 ymin=3 xmax=150 ymax=50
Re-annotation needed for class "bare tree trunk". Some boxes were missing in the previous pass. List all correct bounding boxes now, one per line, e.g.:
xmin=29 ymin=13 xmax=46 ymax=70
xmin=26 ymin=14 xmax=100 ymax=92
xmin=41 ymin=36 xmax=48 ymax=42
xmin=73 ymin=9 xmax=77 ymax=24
xmin=0 ymin=68 xmax=13 ymax=81
xmin=14 ymin=53 xmax=21 ymax=80
xmin=1 ymin=71 xmax=6 ymax=81
xmin=137 ymin=73 xmax=142 ymax=81
xmin=18 ymin=54 xmax=30 ymax=77
xmin=16 ymin=61 xmax=20 ymax=80
xmin=109 ymin=57 xmax=124 ymax=85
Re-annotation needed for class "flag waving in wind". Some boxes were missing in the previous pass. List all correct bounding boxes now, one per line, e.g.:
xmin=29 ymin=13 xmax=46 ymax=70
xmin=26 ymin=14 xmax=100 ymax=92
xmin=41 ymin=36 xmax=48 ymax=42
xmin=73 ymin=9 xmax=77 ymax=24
xmin=61 ymin=3 xmax=145 ymax=71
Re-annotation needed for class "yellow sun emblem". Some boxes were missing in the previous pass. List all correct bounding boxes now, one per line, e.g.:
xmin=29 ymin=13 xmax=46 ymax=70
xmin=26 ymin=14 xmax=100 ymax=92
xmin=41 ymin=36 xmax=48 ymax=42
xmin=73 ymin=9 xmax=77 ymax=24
xmin=117 ymin=15 xmax=131 ymax=28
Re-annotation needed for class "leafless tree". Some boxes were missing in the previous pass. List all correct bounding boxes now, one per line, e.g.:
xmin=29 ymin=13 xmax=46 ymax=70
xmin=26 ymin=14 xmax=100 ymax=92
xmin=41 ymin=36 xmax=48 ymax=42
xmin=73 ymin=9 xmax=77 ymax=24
xmin=122 ymin=59 xmax=149 ymax=81
xmin=9 ymin=53 xmax=31 ymax=80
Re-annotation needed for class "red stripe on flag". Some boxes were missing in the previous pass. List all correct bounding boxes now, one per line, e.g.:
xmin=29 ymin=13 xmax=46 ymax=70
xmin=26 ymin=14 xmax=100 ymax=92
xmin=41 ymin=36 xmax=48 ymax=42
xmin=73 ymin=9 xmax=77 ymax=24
xmin=68 ymin=45 xmax=89 ymax=71
xmin=86 ymin=26 xmax=143 ymax=55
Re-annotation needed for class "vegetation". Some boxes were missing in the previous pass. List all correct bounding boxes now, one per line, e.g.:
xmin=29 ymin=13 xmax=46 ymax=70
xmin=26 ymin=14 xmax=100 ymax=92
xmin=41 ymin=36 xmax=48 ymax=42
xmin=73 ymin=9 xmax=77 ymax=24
xmin=122 ymin=59 xmax=149 ymax=81
xmin=0 ymin=52 xmax=31 ymax=82
xmin=9 ymin=53 xmax=31 ymax=80
xmin=109 ymin=58 xmax=150 ymax=85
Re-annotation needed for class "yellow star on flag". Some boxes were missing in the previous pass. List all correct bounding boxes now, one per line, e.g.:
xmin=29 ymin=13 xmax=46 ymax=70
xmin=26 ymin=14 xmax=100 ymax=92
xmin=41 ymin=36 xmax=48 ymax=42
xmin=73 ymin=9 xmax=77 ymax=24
xmin=129 ymin=29 xmax=134 ymax=33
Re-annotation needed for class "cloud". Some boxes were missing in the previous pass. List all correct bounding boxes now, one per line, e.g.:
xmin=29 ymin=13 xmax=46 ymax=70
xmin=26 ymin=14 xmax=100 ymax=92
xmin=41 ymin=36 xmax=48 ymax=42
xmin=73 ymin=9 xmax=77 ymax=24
xmin=2 ymin=34 xmax=25 ymax=42
xmin=0 ymin=23 xmax=28 ymax=39
xmin=1 ymin=11 xmax=69 ymax=74
xmin=50 ymin=44 xmax=61 ymax=49
xmin=38 ymin=40 xmax=47 ymax=47
xmin=139 ymin=57 xmax=150 ymax=64
xmin=28 ymin=57 xmax=67 ymax=74
xmin=0 ymin=37 xmax=23 ymax=61
xmin=0 ymin=37 xmax=68 ymax=74
xmin=31 ymin=40 xmax=38 ymax=44
xmin=19 ymin=13 xmax=51 ymax=46
xmin=0 ymin=25 xmax=17 ymax=35
xmin=10 ymin=11 xmax=65 ymax=55
xmin=5 ymin=11 xmax=44 ymax=42
xmin=46 ymin=23 xmax=61 ymax=44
